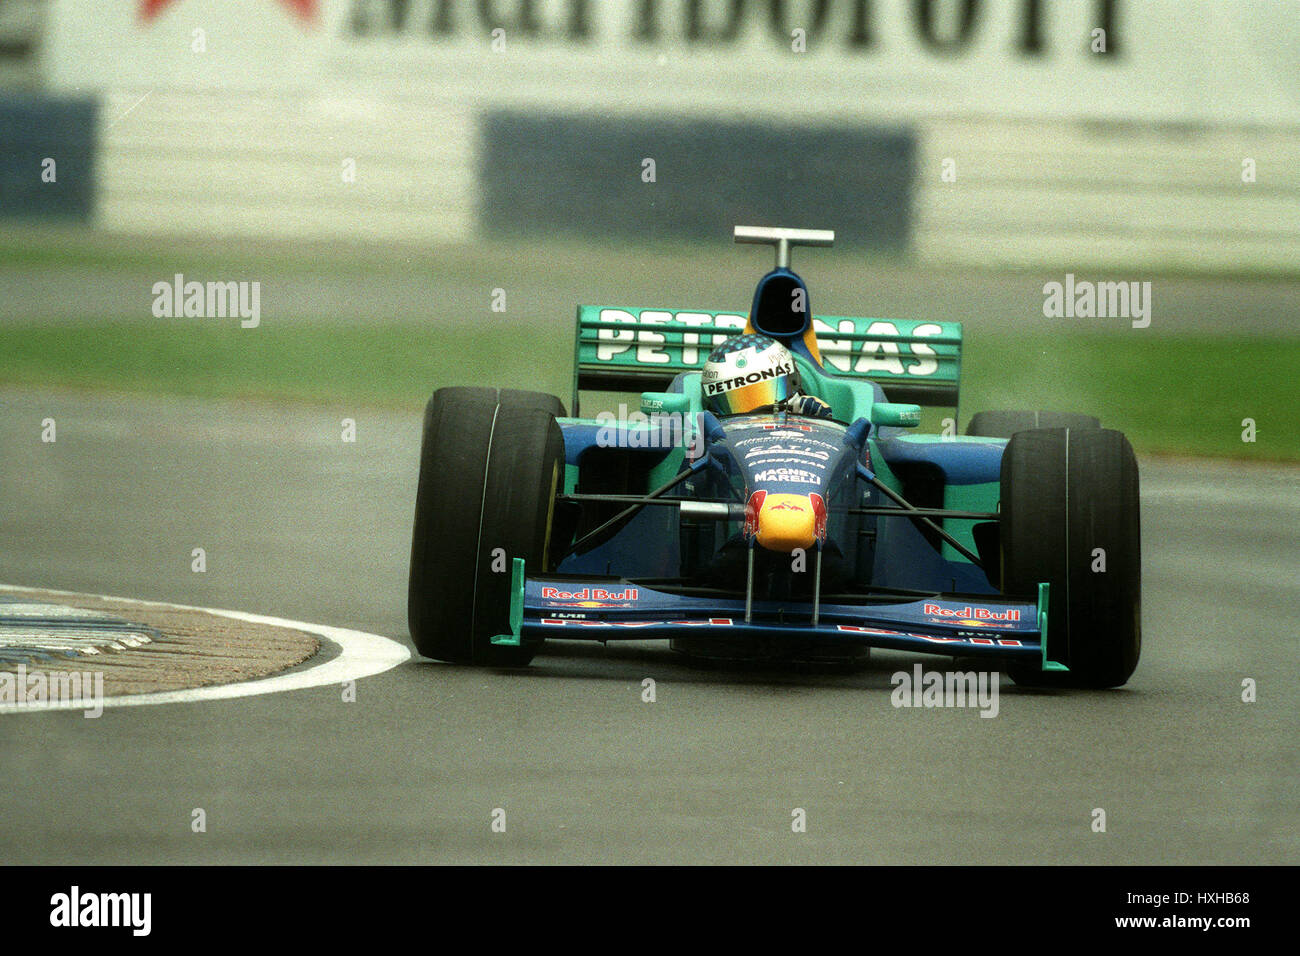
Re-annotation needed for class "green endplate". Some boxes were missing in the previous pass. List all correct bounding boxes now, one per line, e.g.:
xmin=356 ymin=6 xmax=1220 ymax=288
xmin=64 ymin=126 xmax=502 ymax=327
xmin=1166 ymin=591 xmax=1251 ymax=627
xmin=490 ymin=558 xmax=526 ymax=646
xmin=1038 ymin=581 xmax=1069 ymax=672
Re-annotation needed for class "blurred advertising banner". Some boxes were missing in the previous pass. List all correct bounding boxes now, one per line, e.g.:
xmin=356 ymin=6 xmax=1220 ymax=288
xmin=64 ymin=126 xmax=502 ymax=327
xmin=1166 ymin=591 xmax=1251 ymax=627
xmin=43 ymin=0 xmax=329 ymax=93
xmin=38 ymin=1 xmax=1300 ymax=125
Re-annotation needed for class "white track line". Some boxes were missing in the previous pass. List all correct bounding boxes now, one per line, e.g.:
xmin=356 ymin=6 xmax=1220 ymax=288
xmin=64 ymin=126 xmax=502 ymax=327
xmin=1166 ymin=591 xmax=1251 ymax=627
xmin=0 ymin=585 xmax=410 ymax=714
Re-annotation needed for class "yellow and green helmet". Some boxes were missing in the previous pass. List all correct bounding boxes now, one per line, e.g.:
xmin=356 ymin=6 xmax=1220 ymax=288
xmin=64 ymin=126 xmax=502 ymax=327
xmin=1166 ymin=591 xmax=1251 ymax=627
xmin=700 ymin=334 xmax=800 ymax=417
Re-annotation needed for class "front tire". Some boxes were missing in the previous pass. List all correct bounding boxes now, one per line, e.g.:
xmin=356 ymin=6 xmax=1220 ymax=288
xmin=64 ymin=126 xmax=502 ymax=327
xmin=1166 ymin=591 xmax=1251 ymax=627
xmin=408 ymin=387 xmax=564 ymax=666
xmin=1000 ymin=427 xmax=1141 ymax=688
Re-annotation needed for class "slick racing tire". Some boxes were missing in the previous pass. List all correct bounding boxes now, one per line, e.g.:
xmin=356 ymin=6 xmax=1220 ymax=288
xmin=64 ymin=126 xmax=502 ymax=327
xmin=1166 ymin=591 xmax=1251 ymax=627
xmin=999 ymin=427 xmax=1141 ymax=689
xmin=966 ymin=410 xmax=1100 ymax=438
xmin=408 ymin=387 xmax=564 ymax=667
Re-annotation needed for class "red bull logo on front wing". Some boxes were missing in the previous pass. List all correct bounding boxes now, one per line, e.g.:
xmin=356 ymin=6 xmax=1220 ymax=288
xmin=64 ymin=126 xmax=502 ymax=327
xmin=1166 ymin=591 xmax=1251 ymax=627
xmin=923 ymin=604 xmax=1021 ymax=622
xmin=542 ymin=587 xmax=639 ymax=603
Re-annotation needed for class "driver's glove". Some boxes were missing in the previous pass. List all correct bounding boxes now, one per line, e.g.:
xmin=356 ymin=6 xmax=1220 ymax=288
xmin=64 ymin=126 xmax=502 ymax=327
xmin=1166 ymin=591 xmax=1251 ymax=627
xmin=787 ymin=394 xmax=833 ymax=419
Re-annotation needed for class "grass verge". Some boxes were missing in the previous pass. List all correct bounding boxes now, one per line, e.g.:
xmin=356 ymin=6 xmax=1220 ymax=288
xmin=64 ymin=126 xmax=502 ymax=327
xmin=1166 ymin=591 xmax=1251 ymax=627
xmin=1 ymin=322 xmax=1295 ymax=461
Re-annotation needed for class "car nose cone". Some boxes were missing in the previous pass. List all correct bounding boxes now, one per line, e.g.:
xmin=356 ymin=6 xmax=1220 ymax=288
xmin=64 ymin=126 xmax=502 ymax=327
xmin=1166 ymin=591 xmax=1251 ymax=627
xmin=755 ymin=493 xmax=816 ymax=552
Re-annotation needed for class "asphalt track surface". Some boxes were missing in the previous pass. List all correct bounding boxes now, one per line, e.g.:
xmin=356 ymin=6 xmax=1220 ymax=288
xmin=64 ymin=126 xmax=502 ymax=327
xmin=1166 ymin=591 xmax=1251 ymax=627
xmin=1 ymin=388 xmax=1297 ymax=865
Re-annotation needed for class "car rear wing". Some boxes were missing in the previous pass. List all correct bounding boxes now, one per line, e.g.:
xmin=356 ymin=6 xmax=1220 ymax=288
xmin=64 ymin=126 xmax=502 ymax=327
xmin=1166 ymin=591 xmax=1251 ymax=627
xmin=572 ymin=305 xmax=963 ymax=414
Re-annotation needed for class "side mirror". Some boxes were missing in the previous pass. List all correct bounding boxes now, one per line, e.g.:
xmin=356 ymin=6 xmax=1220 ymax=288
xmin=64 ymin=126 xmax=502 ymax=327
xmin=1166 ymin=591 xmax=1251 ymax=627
xmin=641 ymin=392 xmax=691 ymax=417
xmin=844 ymin=417 xmax=871 ymax=448
xmin=871 ymin=402 xmax=922 ymax=427
xmin=699 ymin=411 xmax=728 ymax=445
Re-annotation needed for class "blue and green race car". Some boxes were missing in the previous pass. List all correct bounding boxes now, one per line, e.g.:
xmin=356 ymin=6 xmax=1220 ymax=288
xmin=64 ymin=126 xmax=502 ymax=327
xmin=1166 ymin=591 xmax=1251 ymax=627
xmin=408 ymin=226 xmax=1141 ymax=688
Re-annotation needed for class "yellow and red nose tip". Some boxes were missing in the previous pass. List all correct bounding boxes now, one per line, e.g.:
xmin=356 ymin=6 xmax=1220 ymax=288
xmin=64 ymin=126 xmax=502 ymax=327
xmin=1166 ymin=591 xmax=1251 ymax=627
xmin=743 ymin=492 xmax=827 ymax=552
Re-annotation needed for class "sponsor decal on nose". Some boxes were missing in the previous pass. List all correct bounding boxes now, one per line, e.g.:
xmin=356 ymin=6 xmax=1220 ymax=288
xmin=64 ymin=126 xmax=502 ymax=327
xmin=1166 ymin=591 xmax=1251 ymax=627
xmin=755 ymin=493 xmax=817 ymax=552
xmin=743 ymin=490 xmax=766 ymax=540
xmin=810 ymin=492 xmax=827 ymax=540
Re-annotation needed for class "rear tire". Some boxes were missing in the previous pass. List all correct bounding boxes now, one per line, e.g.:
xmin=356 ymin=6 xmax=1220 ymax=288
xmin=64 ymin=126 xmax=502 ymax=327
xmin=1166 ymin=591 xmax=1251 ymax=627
xmin=967 ymin=410 xmax=1100 ymax=438
xmin=408 ymin=387 xmax=564 ymax=666
xmin=1000 ymin=427 xmax=1141 ymax=688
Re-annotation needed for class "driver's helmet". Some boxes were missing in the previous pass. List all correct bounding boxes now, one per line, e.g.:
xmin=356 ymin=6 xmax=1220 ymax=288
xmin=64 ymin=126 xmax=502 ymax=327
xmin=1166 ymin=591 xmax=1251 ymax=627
xmin=700 ymin=334 xmax=800 ymax=416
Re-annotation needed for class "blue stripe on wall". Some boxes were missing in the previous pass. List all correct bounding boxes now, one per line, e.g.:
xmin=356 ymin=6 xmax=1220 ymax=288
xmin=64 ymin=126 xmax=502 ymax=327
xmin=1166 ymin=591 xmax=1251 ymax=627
xmin=0 ymin=95 xmax=99 ymax=222
xmin=479 ymin=112 xmax=915 ymax=248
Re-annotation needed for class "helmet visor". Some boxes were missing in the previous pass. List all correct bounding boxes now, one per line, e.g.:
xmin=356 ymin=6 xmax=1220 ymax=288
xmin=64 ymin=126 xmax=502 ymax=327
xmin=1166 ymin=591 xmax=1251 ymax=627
xmin=704 ymin=371 xmax=797 ymax=416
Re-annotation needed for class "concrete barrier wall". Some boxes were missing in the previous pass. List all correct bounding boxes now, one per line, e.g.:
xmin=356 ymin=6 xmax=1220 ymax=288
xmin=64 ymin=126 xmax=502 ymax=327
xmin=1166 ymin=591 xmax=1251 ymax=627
xmin=83 ymin=88 xmax=1300 ymax=272
xmin=914 ymin=119 xmax=1300 ymax=271
xmin=16 ymin=0 xmax=1300 ymax=270
xmin=93 ymin=90 xmax=476 ymax=243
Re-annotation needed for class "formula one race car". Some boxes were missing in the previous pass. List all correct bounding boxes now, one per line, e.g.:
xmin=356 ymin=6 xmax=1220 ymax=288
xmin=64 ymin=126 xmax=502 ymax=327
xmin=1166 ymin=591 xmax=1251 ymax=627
xmin=408 ymin=227 xmax=1141 ymax=687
